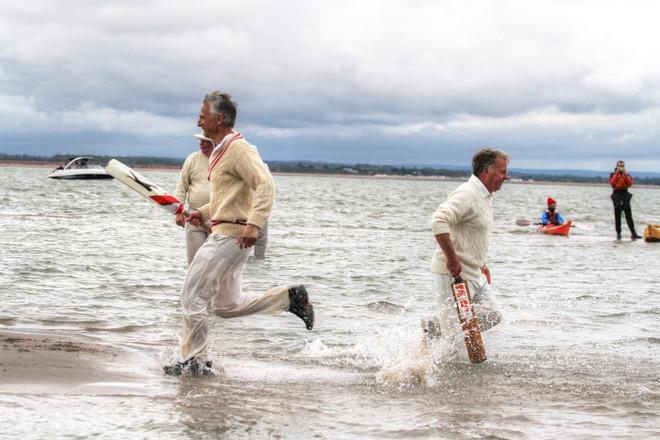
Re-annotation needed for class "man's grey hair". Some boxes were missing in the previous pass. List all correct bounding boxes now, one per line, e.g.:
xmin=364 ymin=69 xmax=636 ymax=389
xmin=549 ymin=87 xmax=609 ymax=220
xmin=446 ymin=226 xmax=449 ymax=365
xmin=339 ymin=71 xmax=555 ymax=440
xmin=203 ymin=91 xmax=237 ymax=128
xmin=472 ymin=147 xmax=510 ymax=176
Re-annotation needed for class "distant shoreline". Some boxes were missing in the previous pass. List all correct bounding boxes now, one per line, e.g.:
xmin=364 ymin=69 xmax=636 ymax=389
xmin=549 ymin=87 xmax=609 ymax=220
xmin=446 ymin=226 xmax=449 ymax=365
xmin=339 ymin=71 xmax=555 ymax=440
xmin=0 ymin=160 xmax=181 ymax=170
xmin=272 ymin=172 xmax=660 ymax=189
xmin=2 ymin=160 xmax=658 ymax=189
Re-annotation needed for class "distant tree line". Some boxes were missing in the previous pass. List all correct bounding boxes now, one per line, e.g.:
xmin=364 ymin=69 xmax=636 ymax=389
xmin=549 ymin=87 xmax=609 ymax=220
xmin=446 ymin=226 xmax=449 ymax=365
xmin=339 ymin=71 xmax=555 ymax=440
xmin=266 ymin=161 xmax=660 ymax=185
xmin=267 ymin=161 xmax=471 ymax=178
xmin=2 ymin=154 xmax=658 ymax=186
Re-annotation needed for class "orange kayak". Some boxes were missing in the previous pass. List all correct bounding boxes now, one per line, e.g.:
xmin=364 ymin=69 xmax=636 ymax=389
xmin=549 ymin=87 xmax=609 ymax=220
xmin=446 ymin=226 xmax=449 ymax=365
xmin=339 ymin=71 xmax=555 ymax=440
xmin=539 ymin=220 xmax=571 ymax=236
xmin=643 ymin=224 xmax=660 ymax=242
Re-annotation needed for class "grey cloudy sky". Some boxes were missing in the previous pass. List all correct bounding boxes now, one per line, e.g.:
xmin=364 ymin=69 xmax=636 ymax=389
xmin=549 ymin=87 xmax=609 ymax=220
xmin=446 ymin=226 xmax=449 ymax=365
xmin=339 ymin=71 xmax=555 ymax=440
xmin=1 ymin=0 xmax=660 ymax=171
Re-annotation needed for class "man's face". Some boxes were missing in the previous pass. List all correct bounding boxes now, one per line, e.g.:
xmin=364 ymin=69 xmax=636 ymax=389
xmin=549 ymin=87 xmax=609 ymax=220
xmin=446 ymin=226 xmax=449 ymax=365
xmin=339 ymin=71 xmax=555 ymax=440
xmin=199 ymin=140 xmax=213 ymax=156
xmin=480 ymin=157 xmax=509 ymax=193
xmin=197 ymin=102 xmax=221 ymax=138
xmin=617 ymin=161 xmax=625 ymax=169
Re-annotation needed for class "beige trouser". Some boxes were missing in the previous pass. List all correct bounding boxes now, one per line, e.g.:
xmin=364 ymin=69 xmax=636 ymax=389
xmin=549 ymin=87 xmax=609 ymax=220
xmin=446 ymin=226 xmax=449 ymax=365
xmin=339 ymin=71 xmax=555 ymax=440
xmin=185 ymin=222 xmax=210 ymax=265
xmin=253 ymin=221 xmax=268 ymax=259
xmin=179 ymin=234 xmax=290 ymax=361
xmin=428 ymin=273 xmax=502 ymax=343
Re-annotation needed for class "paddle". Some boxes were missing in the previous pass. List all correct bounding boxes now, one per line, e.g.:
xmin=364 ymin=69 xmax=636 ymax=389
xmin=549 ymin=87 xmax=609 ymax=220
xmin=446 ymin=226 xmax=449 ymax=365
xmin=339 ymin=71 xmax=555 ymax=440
xmin=515 ymin=218 xmax=593 ymax=231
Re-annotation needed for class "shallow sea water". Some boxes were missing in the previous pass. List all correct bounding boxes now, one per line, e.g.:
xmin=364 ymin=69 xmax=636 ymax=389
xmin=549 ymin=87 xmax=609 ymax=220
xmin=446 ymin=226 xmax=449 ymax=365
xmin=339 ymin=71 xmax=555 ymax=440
xmin=1 ymin=166 xmax=659 ymax=439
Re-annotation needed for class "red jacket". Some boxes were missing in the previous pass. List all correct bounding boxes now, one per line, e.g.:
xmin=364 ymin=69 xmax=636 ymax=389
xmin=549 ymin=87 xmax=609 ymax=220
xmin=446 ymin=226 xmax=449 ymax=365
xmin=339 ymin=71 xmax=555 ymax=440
xmin=609 ymin=172 xmax=633 ymax=190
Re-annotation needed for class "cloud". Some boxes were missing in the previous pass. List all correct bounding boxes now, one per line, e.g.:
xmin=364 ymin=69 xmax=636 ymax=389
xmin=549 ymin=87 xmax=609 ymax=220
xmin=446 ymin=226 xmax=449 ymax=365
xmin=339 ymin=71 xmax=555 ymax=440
xmin=1 ymin=0 xmax=660 ymax=170
xmin=57 ymin=103 xmax=189 ymax=135
xmin=0 ymin=94 xmax=189 ymax=135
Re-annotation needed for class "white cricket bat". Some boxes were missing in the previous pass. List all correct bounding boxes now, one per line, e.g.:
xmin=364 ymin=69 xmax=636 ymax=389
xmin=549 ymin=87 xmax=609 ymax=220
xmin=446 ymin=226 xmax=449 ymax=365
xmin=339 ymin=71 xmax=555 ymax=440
xmin=106 ymin=159 xmax=209 ymax=230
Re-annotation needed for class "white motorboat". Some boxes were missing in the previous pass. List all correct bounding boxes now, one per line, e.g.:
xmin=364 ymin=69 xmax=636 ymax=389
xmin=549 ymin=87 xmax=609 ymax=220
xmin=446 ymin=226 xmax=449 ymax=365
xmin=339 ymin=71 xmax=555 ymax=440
xmin=48 ymin=156 xmax=113 ymax=180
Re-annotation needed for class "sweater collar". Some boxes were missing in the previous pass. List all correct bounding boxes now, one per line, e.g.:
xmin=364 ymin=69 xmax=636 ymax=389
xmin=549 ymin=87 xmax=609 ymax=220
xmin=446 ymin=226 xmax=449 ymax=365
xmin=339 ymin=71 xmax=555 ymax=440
xmin=207 ymin=131 xmax=244 ymax=180
xmin=469 ymin=174 xmax=492 ymax=199
xmin=210 ymin=131 xmax=239 ymax=158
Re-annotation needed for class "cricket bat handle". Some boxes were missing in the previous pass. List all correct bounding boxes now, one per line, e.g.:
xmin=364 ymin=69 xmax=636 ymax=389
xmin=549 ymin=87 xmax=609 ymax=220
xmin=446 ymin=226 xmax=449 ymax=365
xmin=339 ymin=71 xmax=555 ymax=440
xmin=181 ymin=209 xmax=212 ymax=234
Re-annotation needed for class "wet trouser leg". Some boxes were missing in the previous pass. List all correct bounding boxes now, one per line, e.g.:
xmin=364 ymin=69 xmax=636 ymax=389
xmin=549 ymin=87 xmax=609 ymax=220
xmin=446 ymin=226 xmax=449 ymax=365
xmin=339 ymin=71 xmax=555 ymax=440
xmin=622 ymin=202 xmax=637 ymax=235
xmin=430 ymin=273 xmax=502 ymax=343
xmin=612 ymin=191 xmax=636 ymax=236
xmin=179 ymin=234 xmax=290 ymax=361
xmin=254 ymin=221 xmax=268 ymax=259
xmin=614 ymin=205 xmax=623 ymax=234
xmin=185 ymin=222 xmax=210 ymax=266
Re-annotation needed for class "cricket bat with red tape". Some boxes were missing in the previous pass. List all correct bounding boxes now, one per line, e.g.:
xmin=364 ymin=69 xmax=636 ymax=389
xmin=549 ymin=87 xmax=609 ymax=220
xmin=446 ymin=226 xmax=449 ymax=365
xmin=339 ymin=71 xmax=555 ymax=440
xmin=451 ymin=277 xmax=487 ymax=363
xmin=106 ymin=159 xmax=210 ymax=231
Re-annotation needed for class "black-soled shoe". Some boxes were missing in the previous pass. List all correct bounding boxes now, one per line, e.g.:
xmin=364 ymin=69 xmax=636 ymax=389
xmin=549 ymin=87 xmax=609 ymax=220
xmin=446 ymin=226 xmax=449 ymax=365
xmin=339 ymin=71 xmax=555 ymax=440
xmin=288 ymin=285 xmax=314 ymax=330
xmin=163 ymin=357 xmax=215 ymax=376
xmin=631 ymin=233 xmax=642 ymax=240
xmin=616 ymin=232 xmax=622 ymax=240
xmin=163 ymin=359 xmax=188 ymax=376
xmin=189 ymin=359 xmax=215 ymax=376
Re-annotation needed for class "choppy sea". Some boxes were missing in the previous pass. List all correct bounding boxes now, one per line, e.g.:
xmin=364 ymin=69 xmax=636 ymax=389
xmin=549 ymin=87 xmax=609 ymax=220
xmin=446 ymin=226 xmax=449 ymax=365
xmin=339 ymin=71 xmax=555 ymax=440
xmin=1 ymin=166 xmax=659 ymax=439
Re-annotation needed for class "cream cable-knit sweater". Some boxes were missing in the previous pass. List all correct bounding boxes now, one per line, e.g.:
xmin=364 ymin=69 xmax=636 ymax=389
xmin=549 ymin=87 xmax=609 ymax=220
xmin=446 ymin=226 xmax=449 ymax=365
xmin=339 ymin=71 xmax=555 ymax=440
xmin=197 ymin=135 xmax=274 ymax=238
xmin=175 ymin=151 xmax=210 ymax=211
xmin=431 ymin=174 xmax=493 ymax=280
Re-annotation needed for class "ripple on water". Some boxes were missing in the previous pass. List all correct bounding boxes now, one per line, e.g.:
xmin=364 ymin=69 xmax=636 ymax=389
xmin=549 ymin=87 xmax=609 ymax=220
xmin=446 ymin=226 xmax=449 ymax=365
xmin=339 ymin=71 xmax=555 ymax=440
xmin=2 ymin=169 xmax=660 ymax=439
xmin=366 ymin=301 xmax=406 ymax=314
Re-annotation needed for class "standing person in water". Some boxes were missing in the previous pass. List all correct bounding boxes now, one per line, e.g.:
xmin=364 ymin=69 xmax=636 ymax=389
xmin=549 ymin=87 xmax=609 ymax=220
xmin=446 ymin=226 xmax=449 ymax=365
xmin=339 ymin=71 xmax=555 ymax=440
xmin=541 ymin=197 xmax=565 ymax=226
xmin=175 ymin=133 xmax=213 ymax=265
xmin=164 ymin=91 xmax=314 ymax=376
xmin=609 ymin=160 xmax=642 ymax=240
xmin=422 ymin=148 xmax=508 ymax=350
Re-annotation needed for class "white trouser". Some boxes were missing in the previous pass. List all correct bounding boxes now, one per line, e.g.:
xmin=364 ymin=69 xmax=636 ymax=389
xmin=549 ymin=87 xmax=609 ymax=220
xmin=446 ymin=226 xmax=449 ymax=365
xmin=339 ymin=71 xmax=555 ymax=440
xmin=430 ymin=273 xmax=502 ymax=343
xmin=253 ymin=221 xmax=268 ymax=259
xmin=179 ymin=234 xmax=290 ymax=361
xmin=185 ymin=222 xmax=210 ymax=266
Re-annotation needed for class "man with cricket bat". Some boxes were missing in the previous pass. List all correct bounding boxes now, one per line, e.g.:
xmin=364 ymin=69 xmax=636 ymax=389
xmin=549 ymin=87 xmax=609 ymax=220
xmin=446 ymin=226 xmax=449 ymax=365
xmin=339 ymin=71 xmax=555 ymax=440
xmin=164 ymin=91 xmax=314 ymax=376
xmin=424 ymin=147 xmax=509 ymax=362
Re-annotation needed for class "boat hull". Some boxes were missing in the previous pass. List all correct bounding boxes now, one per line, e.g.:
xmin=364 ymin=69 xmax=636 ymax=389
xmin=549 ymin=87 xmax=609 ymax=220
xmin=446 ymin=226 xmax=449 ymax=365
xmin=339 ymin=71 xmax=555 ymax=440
xmin=539 ymin=220 xmax=571 ymax=236
xmin=48 ymin=172 xmax=113 ymax=180
xmin=48 ymin=156 xmax=113 ymax=180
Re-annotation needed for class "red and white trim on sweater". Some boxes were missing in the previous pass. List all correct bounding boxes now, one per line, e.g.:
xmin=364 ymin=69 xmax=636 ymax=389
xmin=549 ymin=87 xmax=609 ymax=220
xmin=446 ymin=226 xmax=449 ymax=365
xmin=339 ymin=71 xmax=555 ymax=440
xmin=208 ymin=131 xmax=243 ymax=179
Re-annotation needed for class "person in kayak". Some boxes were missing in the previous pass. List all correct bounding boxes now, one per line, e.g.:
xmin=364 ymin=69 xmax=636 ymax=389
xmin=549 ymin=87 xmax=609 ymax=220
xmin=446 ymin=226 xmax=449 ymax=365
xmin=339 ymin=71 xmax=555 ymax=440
xmin=541 ymin=197 xmax=565 ymax=226
xmin=609 ymin=160 xmax=642 ymax=240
